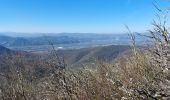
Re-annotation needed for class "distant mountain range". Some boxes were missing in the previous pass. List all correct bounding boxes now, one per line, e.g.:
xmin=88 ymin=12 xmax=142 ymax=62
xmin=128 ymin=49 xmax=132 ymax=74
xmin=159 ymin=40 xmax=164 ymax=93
xmin=0 ymin=33 xmax=148 ymax=52
xmin=0 ymin=35 xmax=81 ymax=46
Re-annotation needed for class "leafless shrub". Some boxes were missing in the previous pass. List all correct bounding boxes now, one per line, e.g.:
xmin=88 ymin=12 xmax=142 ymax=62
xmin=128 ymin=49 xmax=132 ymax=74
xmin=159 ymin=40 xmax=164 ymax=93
xmin=0 ymin=1 xmax=170 ymax=100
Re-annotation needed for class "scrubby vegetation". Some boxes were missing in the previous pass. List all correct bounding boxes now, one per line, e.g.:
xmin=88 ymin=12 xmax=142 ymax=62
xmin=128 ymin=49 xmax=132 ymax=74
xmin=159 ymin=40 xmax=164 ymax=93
xmin=0 ymin=3 xmax=170 ymax=100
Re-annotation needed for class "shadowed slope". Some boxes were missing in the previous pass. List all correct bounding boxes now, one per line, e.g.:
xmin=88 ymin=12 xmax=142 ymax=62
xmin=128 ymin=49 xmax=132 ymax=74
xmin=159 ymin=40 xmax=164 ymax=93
xmin=57 ymin=45 xmax=130 ymax=65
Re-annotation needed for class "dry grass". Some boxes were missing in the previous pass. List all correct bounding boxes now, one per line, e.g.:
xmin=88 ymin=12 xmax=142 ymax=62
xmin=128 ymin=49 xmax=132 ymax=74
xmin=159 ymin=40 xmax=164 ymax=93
xmin=0 ymin=2 xmax=170 ymax=100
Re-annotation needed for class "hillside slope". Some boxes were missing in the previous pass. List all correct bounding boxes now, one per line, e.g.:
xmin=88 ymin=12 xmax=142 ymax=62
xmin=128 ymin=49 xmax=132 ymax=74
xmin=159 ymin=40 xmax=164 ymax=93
xmin=0 ymin=45 xmax=15 ymax=55
xmin=57 ymin=45 xmax=130 ymax=65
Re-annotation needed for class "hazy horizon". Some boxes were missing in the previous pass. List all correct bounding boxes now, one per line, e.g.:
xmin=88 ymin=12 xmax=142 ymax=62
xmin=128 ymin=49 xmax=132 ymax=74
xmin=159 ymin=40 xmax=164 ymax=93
xmin=0 ymin=32 xmax=131 ymax=37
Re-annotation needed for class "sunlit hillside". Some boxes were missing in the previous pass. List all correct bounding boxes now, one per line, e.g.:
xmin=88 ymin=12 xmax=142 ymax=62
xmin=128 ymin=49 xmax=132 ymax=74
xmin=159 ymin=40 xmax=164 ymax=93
xmin=0 ymin=0 xmax=170 ymax=100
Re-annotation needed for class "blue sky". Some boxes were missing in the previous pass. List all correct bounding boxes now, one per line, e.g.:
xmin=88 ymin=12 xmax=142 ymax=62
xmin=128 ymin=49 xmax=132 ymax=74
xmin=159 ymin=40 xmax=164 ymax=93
xmin=0 ymin=0 xmax=169 ymax=33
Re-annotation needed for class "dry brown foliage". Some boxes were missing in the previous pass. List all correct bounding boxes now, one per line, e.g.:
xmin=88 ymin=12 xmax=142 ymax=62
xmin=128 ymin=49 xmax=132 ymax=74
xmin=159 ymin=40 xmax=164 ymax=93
xmin=0 ymin=2 xmax=170 ymax=100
